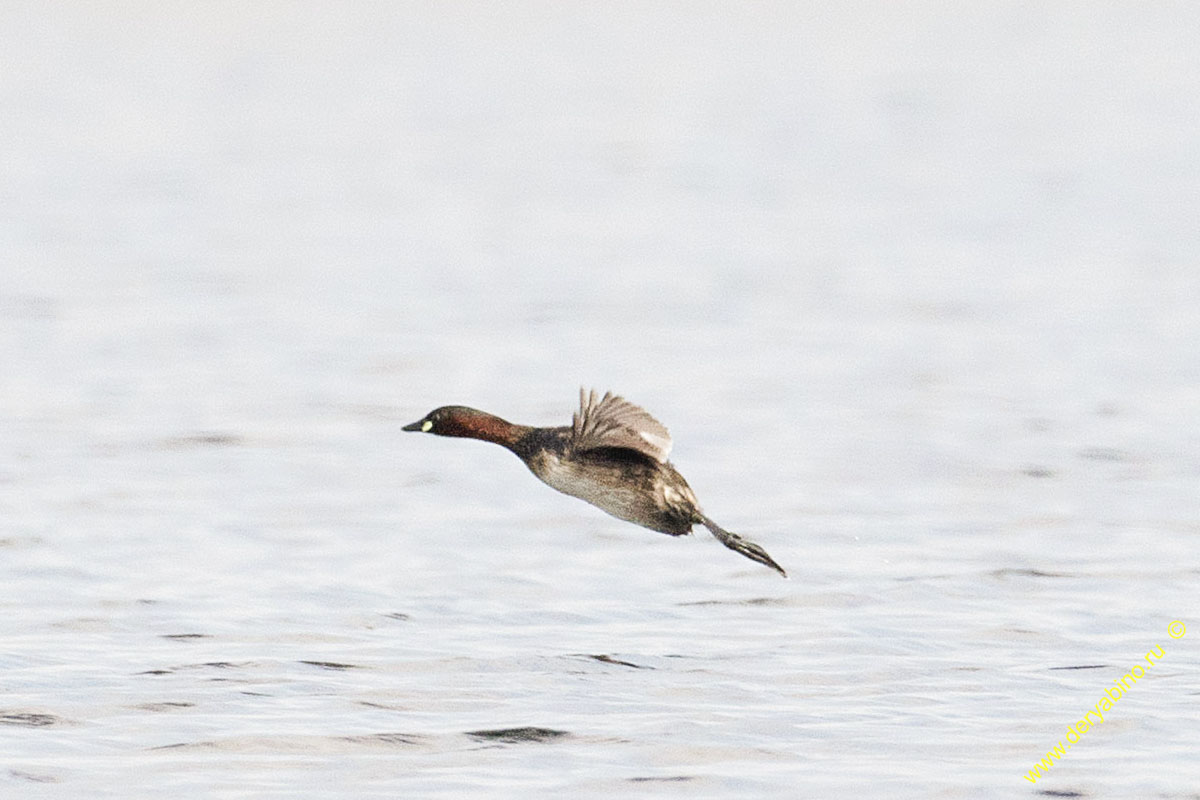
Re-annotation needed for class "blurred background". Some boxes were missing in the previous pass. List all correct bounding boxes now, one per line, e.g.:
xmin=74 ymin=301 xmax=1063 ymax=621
xmin=2 ymin=3 xmax=1198 ymax=798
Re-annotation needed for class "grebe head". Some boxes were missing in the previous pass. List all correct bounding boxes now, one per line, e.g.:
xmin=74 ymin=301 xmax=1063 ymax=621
xmin=402 ymin=405 xmax=522 ymax=444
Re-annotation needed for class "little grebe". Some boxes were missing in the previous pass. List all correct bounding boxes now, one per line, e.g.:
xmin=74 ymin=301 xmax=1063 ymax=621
xmin=403 ymin=389 xmax=786 ymax=577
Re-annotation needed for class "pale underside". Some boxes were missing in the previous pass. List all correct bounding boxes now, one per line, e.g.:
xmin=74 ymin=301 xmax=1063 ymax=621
xmin=528 ymin=448 xmax=698 ymax=534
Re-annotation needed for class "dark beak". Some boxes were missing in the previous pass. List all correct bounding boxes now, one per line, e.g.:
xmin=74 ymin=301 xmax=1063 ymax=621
xmin=402 ymin=419 xmax=426 ymax=432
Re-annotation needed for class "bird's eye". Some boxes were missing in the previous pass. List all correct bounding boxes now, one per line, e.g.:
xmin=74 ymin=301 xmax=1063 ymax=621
xmin=421 ymin=419 xmax=433 ymax=432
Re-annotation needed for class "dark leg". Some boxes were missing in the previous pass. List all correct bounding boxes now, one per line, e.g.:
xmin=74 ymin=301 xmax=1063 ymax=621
xmin=695 ymin=514 xmax=787 ymax=577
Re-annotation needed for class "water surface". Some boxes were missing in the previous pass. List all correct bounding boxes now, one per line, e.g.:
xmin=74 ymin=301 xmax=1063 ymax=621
xmin=2 ymin=3 xmax=1199 ymax=797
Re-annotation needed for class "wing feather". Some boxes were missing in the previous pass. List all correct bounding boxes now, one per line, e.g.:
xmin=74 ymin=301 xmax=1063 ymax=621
xmin=570 ymin=388 xmax=673 ymax=462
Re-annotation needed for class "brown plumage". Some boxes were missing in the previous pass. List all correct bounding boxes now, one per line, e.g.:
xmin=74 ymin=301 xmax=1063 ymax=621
xmin=404 ymin=389 xmax=786 ymax=577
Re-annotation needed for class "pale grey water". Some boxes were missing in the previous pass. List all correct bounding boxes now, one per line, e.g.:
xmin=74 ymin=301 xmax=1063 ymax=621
xmin=2 ymin=3 xmax=1199 ymax=797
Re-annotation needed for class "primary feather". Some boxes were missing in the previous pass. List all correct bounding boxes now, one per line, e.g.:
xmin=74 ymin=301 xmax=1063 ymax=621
xmin=570 ymin=388 xmax=673 ymax=463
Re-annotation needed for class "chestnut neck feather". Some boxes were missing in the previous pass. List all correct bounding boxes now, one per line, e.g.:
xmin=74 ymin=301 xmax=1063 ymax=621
xmin=441 ymin=408 xmax=530 ymax=448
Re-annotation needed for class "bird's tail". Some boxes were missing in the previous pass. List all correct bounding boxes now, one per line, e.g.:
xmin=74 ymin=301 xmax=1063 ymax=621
xmin=695 ymin=514 xmax=787 ymax=578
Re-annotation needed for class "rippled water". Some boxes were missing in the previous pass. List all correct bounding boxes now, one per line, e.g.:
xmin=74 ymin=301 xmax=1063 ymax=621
xmin=3 ymin=3 xmax=1199 ymax=797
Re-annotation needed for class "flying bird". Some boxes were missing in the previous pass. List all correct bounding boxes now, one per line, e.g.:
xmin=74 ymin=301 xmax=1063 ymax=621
xmin=404 ymin=389 xmax=786 ymax=577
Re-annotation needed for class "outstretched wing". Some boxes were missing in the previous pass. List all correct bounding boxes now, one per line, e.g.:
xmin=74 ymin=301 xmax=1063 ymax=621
xmin=570 ymin=388 xmax=673 ymax=463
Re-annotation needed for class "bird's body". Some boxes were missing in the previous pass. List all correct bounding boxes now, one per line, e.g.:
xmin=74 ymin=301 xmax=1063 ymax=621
xmin=518 ymin=430 xmax=699 ymax=536
xmin=403 ymin=389 xmax=786 ymax=576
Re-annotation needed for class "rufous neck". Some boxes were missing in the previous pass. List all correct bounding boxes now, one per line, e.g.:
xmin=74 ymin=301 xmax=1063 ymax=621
xmin=442 ymin=408 xmax=531 ymax=448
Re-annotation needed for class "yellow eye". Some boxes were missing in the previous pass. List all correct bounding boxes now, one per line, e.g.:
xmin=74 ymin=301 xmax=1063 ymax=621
xmin=421 ymin=419 xmax=433 ymax=432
